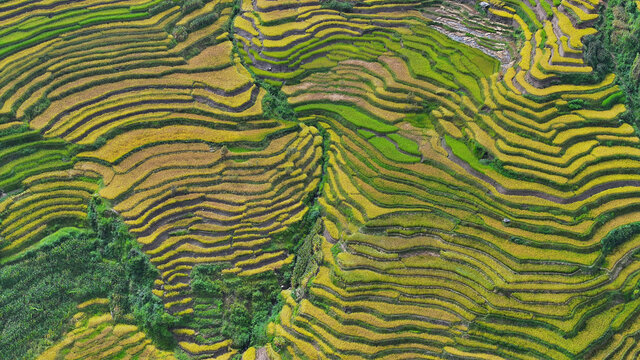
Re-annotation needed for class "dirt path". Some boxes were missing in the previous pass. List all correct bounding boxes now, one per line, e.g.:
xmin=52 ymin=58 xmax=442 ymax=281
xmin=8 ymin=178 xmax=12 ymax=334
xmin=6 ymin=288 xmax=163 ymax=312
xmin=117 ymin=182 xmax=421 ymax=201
xmin=256 ymin=347 xmax=269 ymax=360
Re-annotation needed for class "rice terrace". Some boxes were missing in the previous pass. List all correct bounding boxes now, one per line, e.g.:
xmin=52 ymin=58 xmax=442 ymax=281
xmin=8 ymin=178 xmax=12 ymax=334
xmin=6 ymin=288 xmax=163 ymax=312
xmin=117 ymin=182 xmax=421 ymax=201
xmin=1 ymin=0 xmax=640 ymax=358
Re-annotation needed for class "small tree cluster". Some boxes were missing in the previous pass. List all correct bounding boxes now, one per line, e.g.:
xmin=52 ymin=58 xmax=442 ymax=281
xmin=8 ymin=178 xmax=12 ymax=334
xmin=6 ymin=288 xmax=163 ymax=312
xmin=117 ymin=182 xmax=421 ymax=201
xmin=181 ymin=0 xmax=203 ymax=14
xmin=321 ymin=0 xmax=355 ymax=12
xmin=601 ymin=222 xmax=640 ymax=255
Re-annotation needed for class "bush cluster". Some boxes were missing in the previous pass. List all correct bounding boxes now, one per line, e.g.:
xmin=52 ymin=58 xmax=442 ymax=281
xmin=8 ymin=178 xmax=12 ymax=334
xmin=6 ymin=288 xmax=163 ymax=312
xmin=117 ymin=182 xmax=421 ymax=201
xmin=189 ymin=12 xmax=219 ymax=31
xmin=601 ymin=222 xmax=640 ymax=255
xmin=188 ymin=263 xmax=284 ymax=350
xmin=182 ymin=0 xmax=203 ymax=14
xmin=584 ymin=0 xmax=640 ymax=122
xmin=149 ymin=0 xmax=175 ymax=15
xmin=321 ymin=0 xmax=355 ymax=12
xmin=261 ymin=82 xmax=297 ymax=122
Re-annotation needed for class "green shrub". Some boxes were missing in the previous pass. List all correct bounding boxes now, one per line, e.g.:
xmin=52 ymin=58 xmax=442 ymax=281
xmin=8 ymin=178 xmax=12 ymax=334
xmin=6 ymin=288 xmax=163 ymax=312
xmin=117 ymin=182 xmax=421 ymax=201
xmin=584 ymin=0 xmax=640 ymax=124
xmin=321 ymin=0 xmax=355 ymax=12
xmin=21 ymin=97 xmax=50 ymax=122
xmin=601 ymin=222 xmax=640 ymax=255
xmin=262 ymin=83 xmax=296 ymax=122
xmin=568 ymin=99 xmax=585 ymax=110
xmin=182 ymin=0 xmax=202 ymax=14
xmin=172 ymin=25 xmax=188 ymax=42
xmin=469 ymin=138 xmax=488 ymax=160
xmin=188 ymin=263 xmax=285 ymax=350
xmin=149 ymin=0 xmax=175 ymax=15
xmin=189 ymin=12 xmax=219 ymax=31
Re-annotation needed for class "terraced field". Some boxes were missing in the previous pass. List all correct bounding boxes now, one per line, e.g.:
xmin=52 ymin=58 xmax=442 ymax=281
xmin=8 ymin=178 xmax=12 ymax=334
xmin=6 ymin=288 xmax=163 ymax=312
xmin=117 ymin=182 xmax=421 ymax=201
xmin=3 ymin=0 xmax=640 ymax=358
xmin=37 ymin=299 xmax=177 ymax=360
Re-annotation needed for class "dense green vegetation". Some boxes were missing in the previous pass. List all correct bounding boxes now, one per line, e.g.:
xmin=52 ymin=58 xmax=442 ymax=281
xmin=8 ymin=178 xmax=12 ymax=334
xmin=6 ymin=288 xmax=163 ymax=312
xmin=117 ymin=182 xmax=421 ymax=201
xmin=184 ymin=202 xmax=324 ymax=354
xmin=0 ymin=197 xmax=177 ymax=359
xmin=320 ymin=0 xmax=356 ymax=12
xmin=601 ymin=222 xmax=640 ymax=255
xmin=0 ymin=228 xmax=112 ymax=359
xmin=188 ymin=263 xmax=285 ymax=351
xmin=262 ymin=82 xmax=297 ymax=123
xmin=88 ymin=197 xmax=179 ymax=348
xmin=584 ymin=0 xmax=640 ymax=122
xmin=290 ymin=220 xmax=323 ymax=299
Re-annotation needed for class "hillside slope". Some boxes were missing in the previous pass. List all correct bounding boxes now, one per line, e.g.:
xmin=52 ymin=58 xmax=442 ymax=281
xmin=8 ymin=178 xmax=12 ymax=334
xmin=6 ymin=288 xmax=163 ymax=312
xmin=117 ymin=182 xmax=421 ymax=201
xmin=2 ymin=0 xmax=640 ymax=359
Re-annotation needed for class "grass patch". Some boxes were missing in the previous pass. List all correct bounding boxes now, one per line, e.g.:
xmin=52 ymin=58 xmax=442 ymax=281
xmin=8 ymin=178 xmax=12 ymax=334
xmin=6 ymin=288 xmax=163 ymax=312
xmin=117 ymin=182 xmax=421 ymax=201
xmin=402 ymin=113 xmax=434 ymax=129
xmin=369 ymin=137 xmax=420 ymax=163
xmin=295 ymin=103 xmax=398 ymax=133
xmin=388 ymin=133 xmax=420 ymax=156
xmin=445 ymin=135 xmax=491 ymax=173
